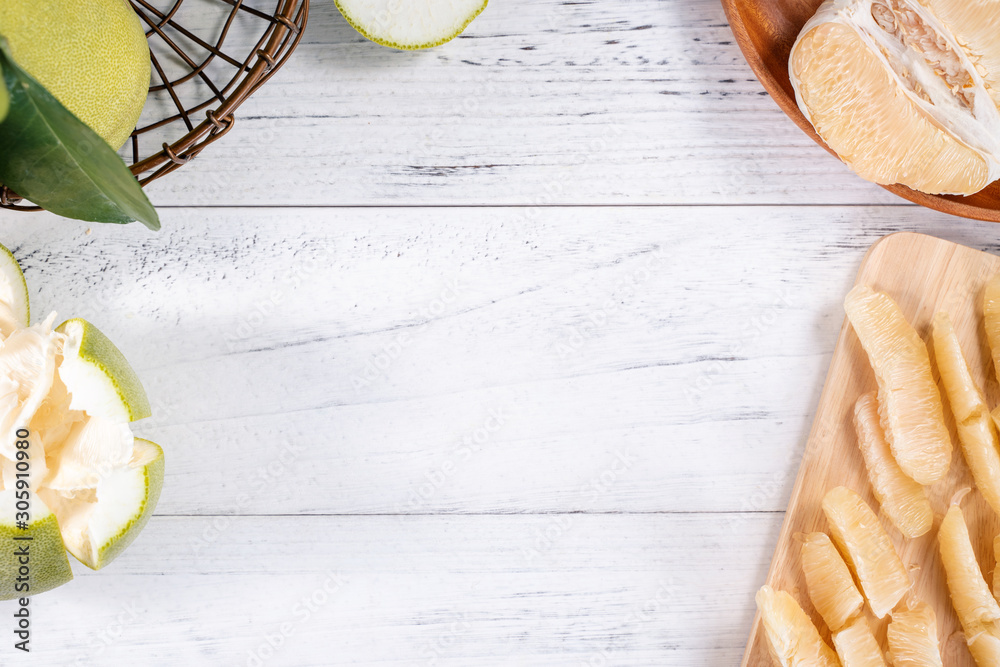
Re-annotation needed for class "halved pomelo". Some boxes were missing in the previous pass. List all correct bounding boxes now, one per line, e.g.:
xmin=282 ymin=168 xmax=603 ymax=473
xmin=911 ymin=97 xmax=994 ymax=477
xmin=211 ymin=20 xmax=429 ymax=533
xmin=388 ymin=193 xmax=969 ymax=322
xmin=789 ymin=0 xmax=1000 ymax=195
xmin=0 ymin=242 xmax=28 ymax=334
xmin=335 ymin=0 xmax=488 ymax=50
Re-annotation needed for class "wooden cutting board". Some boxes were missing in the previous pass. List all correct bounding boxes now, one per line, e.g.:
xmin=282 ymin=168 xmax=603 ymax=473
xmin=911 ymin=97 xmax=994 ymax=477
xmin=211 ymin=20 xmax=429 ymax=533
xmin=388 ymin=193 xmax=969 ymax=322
xmin=742 ymin=232 xmax=1000 ymax=667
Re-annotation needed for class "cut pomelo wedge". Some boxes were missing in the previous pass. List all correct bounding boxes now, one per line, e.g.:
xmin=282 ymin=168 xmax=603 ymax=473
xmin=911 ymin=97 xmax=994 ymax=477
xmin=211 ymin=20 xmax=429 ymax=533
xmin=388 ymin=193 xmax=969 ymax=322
xmin=335 ymin=0 xmax=488 ymax=50
xmin=0 ymin=490 xmax=72 ymax=599
xmin=887 ymin=602 xmax=943 ymax=667
xmin=56 ymin=318 xmax=150 ymax=423
xmin=0 ymin=242 xmax=28 ymax=334
xmin=789 ymin=0 xmax=1000 ymax=195
xmin=844 ymin=286 xmax=951 ymax=485
xmin=853 ymin=391 xmax=932 ymax=537
xmin=938 ymin=503 xmax=1000 ymax=666
xmin=0 ymin=247 xmax=162 ymax=591
xmin=833 ymin=616 xmax=888 ymax=667
xmin=823 ymin=486 xmax=910 ymax=618
xmin=800 ymin=531 xmax=864 ymax=632
xmin=932 ymin=311 xmax=1000 ymax=516
xmin=755 ymin=585 xmax=841 ymax=667
xmin=40 ymin=439 xmax=162 ymax=570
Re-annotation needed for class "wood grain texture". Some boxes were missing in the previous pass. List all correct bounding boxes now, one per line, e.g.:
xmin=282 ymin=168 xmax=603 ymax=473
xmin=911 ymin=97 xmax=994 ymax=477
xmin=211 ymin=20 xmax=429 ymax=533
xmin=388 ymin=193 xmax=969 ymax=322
xmin=132 ymin=0 xmax=907 ymax=207
xmin=743 ymin=232 xmax=1000 ymax=666
xmin=722 ymin=0 xmax=1000 ymax=222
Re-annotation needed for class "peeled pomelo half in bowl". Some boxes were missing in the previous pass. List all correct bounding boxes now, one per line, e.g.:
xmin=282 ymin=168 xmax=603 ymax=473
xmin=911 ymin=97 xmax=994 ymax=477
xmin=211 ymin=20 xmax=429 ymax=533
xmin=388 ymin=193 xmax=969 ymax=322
xmin=789 ymin=0 xmax=1000 ymax=195
xmin=0 ymin=243 xmax=164 ymax=596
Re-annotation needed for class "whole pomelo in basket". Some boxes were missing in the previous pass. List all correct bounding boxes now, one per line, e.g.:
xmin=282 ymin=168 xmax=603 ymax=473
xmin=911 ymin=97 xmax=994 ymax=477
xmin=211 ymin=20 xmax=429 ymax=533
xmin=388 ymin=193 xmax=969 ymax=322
xmin=0 ymin=0 xmax=151 ymax=150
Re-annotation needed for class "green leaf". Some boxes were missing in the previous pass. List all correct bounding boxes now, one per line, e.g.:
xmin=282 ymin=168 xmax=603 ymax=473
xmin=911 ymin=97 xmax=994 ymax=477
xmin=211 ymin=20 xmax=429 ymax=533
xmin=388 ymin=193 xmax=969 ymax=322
xmin=0 ymin=38 xmax=158 ymax=230
xmin=0 ymin=62 xmax=8 ymax=124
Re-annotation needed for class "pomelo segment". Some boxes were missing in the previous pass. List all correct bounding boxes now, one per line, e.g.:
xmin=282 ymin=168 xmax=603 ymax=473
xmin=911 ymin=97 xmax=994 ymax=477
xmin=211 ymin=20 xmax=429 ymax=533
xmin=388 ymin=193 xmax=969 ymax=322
xmin=755 ymin=585 xmax=841 ymax=667
xmin=822 ymin=485 xmax=909 ymax=618
xmin=56 ymin=318 xmax=151 ymax=423
xmin=887 ymin=602 xmax=943 ymax=667
xmin=335 ymin=0 xmax=488 ymax=50
xmin=0 ymin=490 xmax=73 ymax=600
xmin=932 ymin=311 xmax=1000 ymax=516
xmin=844 ymin=286 xmax=951 ymax=485
xmin=853 ymin=391 xmax=932 ymax=537
xmin=938 ymin=503 xmax=1000 ymax=666
xmin=985 ymin=271 xmax=1000 ymax=384
xmin=40 ymin=439 xmax=163 ymax=570
xmin=800 ymin=531 xmax=864 ymax=632
xmin=833 ymin=616 xmax=888 ymax=667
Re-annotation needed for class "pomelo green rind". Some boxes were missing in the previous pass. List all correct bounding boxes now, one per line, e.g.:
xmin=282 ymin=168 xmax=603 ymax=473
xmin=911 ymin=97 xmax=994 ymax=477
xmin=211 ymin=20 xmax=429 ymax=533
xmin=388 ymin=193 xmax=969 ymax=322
xmin=0 ymin=491 xmax=73 ymax=599
xmin=0 ymin=241 xmax=30 ymax=328
xmin=75 ymin=439 xmax=163 ymax=570
xmin=335 ymin=0 xmax=488 ymax=50
xmin=56 ymin=318 xmax=151 ymax=422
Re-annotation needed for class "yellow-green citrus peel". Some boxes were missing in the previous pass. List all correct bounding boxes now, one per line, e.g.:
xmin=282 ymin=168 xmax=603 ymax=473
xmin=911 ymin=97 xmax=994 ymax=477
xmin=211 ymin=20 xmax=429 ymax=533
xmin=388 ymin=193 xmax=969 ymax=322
xmin=335 ymin=0 xmax=489 ymax=50
xmin=0 ymin=0 xmax=151 ymax=149
xmin=0 ymin=491 xmax=73 ymax=599
xmin=0 ymin=247 xmax=162 ymax=593
xmin=56 ymin=319 xmax=152 ymax=423
xmin=0 ymin=242 xmax=29 ymax=333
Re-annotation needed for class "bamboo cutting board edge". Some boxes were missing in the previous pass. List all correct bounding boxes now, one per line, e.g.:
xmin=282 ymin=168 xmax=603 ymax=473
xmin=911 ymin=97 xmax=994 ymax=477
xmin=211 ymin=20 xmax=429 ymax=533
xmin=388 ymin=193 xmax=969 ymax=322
xmin=741 ymin=231 xmax=1000 ymax=667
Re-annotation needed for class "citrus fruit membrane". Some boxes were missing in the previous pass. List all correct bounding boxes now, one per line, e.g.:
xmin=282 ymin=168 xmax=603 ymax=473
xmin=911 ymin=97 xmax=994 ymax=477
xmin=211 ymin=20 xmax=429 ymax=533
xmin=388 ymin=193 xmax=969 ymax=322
xmin=335 ymin=0 xmax=488 ymax=50
xmin=790 ymin=0 xmax=1000 ymax=195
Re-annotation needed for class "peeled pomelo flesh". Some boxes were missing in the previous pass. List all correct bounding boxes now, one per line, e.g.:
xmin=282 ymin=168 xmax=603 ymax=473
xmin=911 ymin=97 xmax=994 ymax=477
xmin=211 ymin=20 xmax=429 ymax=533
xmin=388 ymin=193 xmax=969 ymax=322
xmin=833 ymin=616 xmax=889 ymax=667
xmin=938 ymin=503 xmax=1000 ymax=666
xmin=932 ymin=311 xmax=1000 ymax=517
xmin=0 ymin=490 xmax=73 ymax=599
xmin=844 ymin=286 xmax=951 ymax=485
xmin=887 ymin=602 xmax=943 ymax=667
xmin=822 ymin=485 xmax=910 ymax=618
xmin=40 ymin=439 xmax=162 ymax=570
xmin=984 ymin=271 xmax=1000 ymax=384
xmin=755 ymin=585 xmax=841 ymax=667
xmin=853 ymin=391 xmax=932 ymax=537
xmin=335 ymin=0 xmax=488 ymax=50
xmin=800 ymin=531 xmax=864 ymax=632
xmin=0 ymin=242 xmax=162 ymax=586
xmin=789 ymin=0 xmax=1000 ymax=195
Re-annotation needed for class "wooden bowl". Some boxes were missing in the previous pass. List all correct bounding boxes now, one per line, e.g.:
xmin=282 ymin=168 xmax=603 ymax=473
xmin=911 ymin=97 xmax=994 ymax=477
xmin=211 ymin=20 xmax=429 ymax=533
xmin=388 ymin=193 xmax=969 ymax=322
xmin=721 ymin=0 xmax=1000 ymax=222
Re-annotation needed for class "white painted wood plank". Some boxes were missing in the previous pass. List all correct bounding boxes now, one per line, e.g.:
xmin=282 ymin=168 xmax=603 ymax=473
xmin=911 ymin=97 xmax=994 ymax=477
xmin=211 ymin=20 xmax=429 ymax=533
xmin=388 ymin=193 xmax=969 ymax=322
xmin=135 ymin=0 xmax=901 ymax=207
xmin=7 ymin=514 xmax=778 ymax=666
xmin=1 ymin=205 xmax=995 ymax=517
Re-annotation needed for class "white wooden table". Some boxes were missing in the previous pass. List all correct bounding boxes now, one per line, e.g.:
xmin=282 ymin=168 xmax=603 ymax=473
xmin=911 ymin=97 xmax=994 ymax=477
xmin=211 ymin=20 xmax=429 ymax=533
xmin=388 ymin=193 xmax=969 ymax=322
xmin=3 ymin=1 xmax=1000 ymax=664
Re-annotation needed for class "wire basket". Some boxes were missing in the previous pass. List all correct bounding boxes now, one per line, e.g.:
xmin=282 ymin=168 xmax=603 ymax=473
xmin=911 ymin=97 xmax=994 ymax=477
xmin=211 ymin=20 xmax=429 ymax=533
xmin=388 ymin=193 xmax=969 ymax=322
xmin=0 ymin=0 xmax=309 ymax=211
